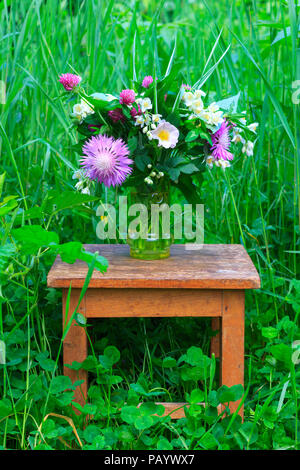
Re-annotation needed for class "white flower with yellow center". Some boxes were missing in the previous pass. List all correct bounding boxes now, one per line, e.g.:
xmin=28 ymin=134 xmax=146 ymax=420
xmin=232 ymin=127 xmax=245 ymax=145
xmin=135 ymin=115 xmax=145 ymax=127
xmin=182 ymin=91 xmax=194 ymax=107
xmin=194 ymin=89 xmax=206 ymax=99
xmin=206 ymin=156 xmax=215 ymax=169
xmin=207 ymin=102 xmax=220 ymax=113
xmin=151 ymin=121 xmax=179 ymax=149
xmin=191 ymin=98 xmax=204 ymax=115
xmin=152 ymin=114 xmax=162 ymax=124
xmin=215 ymin=159 xmax=231 ymax=168
xmin=210 ymin=110 xmax=224 ymax=127
xmin=248 ymin=122 xmax=259 ymax=133
xmin=71 ymin=100 xmax=94 ymax=122
xmin=136 ymin=97 xmax=152 ymax=113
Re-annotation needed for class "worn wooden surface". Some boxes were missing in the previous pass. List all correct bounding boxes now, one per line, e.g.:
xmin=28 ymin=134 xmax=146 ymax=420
xmin=48 ymin=244 xmax=260 ymax=289
xmin=221 ymin=290 xmax=245 ymax=416
xmin=84 ymin=288 xmax=222 ymax=317
xmin=62 ymin=289 xmax=87 ymax=412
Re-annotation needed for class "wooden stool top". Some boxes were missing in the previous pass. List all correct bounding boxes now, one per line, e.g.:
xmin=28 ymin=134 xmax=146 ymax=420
xmin=47 ymin=244 xmax=260 ymax=290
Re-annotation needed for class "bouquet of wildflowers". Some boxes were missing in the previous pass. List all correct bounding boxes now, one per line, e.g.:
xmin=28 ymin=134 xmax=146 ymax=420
xmin=59 ymin=72 xmax=258 ymax=198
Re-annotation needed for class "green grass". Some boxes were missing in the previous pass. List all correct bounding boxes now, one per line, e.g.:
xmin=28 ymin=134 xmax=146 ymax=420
xmin=0 ymin=0 xmax=299 ymax=450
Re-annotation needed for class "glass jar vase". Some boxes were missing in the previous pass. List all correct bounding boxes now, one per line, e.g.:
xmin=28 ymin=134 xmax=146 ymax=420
xmin=127 ymin=180 xmax=173 ymax=260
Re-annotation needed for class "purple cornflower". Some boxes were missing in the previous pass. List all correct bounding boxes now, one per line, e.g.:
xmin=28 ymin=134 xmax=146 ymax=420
xmin=59 ymin=73 xmax=81 ymax=91
xmin=210 ymin=120 xmax=233 ymax=161
xmin=80 ymin=135 xmax=133 ymax=188
xmin=141 ymin=75 xmax=153 ymax=88
xmin=119 ymin=89 xmax=136 ymax=105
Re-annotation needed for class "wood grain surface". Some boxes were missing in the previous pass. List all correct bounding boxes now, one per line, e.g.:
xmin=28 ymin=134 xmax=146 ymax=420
xmin=47 ymin=244 xmax=260 ymax=289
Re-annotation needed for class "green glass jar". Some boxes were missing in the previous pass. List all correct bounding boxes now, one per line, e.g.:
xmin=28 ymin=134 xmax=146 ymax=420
xmin=127 ymin=179 xmax=173 ymax=260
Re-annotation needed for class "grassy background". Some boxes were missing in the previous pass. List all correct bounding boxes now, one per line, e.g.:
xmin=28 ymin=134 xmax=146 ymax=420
xmin=0 ymin=0 xmax=299 ymax=450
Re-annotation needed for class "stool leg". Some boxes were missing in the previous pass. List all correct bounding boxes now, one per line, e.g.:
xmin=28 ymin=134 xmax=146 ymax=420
xmin=221 ymin=290 xmax=245 ymax=418
xmin=62 ymin=288 xmax=88 ymax=410
xmin=210 ymin=318 xmax=221 ymax=358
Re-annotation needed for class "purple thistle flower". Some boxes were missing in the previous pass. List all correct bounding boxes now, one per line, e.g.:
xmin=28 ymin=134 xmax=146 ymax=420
xmin=142 ymin=75 xmax=154 ymax=88
xmin=210 ymin=120 xmax=234 ymax=161
xmin=80 ymin=134 xmax=133 ymax=188
xmin=59 ymin=73 xmax=81 ymax=91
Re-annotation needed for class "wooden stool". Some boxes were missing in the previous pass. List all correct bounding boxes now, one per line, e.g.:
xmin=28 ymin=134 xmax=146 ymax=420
xmin=47 ymin=244 xmax=260 ymax=418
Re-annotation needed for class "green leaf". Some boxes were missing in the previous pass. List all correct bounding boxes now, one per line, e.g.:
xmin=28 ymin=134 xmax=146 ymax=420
xmin=0 ymin=196 xmax=18 ymax=216
xmin=99 ymin=345 xmax=120 ymax=369
xmin=179 ymin=163 xmax=199 ymax=174
xmin=187 ymin=389 xmax=205 ymax=404
xmin=0 ymin=398 xmax=12 ymax=418
xmin=199 ymin=432 xmax=218 ymax=450
xmin=83 ymin=425 xmax=102 ymax=444
xmin=185 ymin=130 xmax=199 ymax=142
xmin=157 ymin=437 xmax=173 ymax=450
xmin=52 ymin=242 xmax=108 ymax=273
xmin=121 ymin=406 xmax=140 ymax=424
xmin=134 ymin=415 xmax=153 ymax=430
xmin=217 ymin=384 xmax=244 ymax=404
xmin=50 ymin=375 xmax=73 ymax=395
xmin=162 ymin=357 xmax=177 ymax=368
xmin=239 ymin=422 xmax=259 ymax=445
xmin=262 ymin=327 xmax=278 ymax=339
xmin=12 ymin=225 xmax=59 ymax=254
xmin=45 ymin=190 xmax=100 ymax=214
xmin=83 ymin=404 xmax=97 ymax=415
xmin=270 ymin=344 xmax=292 ymax=368
xmin=184 ymin=346 xmax=204 ymax=366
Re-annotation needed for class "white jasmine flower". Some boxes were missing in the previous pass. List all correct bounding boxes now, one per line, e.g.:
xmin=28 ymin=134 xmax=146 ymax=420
xmin=72 ymin=169 xmax=84 ymax=180
xmin=81 ymin=187 xmax=90 ymax=195
xmin=135 ymin=115 xmax=145 ymax=127
xmin=206 ymin=156 xmax=215 ymax=169
xmin=190 ymin=98 xmax=204 ymax=114
xmin=75 ymin=180 xmax=84 ymax=191
xmin=144 ymin=114 xmax=151 ymax=126
xmin=151 ymin=121 xmax=179 ymax=149
xmin=207 ymin=102 xmax=220 ymax=113
xmin=146 ymin=131 xmax=153 ymax=140
xmin=242 ymin=140 xmax=254 ymax=156
xmin=136 ymin=97 xmax=152 ymax=113
xmin=194 ymin=89 xmax=206 ymax=99
xmin=215 ymin=159 xmax=231 ymax=168
xmin=152 ymin=114 xmax=162 ymax=124
xmin=71 ymin=100 xmax=94 ymax=122
xmin=232 ymin=127 xmax=245 ymax=144
xmin=248 ymin=122 xmax=259 ymax=133
xmin=182 ymin=91 xmax=194 ymax=107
